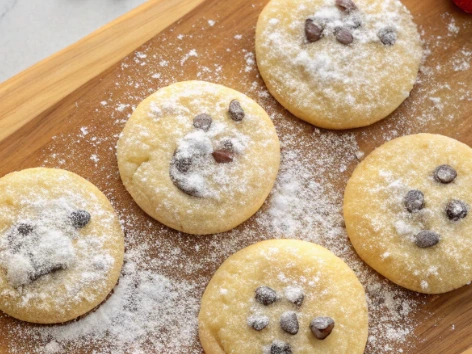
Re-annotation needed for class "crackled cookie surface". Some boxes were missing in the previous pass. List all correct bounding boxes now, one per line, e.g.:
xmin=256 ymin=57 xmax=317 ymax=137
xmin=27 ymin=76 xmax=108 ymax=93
xmin=0 ymin=168 xmax=124 ymax=323
xmin=117 ymin=81 xmax=280 ymax=235
xmin=198 ymin=239 xmax=368 ymax=354
xmin=344 ymin=134 xmax=472 ymax=294
xmin=255 ymin=0 xmax=423 ymax=129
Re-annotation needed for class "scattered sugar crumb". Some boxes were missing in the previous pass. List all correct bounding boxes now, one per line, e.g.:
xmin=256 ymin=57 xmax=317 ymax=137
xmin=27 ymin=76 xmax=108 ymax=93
xmin=180 ymin=49 xmax=198 ymax=66
xmin=355 ymin=150 xmax=365 ymax=160
xmin=447 ymin=18 xmax=460 ymax=35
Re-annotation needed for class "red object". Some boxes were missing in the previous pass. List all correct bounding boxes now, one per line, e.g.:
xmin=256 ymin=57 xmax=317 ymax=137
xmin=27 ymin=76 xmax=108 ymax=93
xmin=453 ymin=0 xmax=472 ymax=13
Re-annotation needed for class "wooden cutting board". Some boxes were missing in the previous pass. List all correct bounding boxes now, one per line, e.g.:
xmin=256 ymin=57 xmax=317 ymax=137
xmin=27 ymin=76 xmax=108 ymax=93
xmin=0 ymin=0 xmax=471 ymax=353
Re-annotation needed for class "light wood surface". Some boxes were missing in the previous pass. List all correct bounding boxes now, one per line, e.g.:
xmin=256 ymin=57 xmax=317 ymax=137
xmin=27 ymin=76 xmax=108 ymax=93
xmin=0 ymin=0 xmax=205 ymax=142
xmin=0 ymin=0 xmax=471 ymax=353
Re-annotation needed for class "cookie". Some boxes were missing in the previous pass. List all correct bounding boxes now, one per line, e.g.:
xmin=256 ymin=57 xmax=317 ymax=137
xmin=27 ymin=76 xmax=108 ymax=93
xmin=255 ymin=0 xmax=423 ymax=129
xmin=117 ymin=81 xmax=280 ymax=235
xmin=0 ymin=168 xmax=124 ymax=323
xmin=198 ymin=239 xmax=368 ymax=353
xmin=344 ymin=134 xmax=472 ymax=294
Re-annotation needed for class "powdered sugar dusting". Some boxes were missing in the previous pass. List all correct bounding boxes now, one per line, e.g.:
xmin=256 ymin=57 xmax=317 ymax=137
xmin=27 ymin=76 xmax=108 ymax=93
xmin=2 ymin=1 xmax=471 ymax=353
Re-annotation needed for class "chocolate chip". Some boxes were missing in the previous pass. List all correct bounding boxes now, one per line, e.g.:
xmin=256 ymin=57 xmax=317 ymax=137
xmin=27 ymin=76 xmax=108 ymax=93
xmin=169 ymin=153 xmax=201 ymax=197
xmin=446 ymin=200 xmax=468 ymax=221
xmin=270 ymin=341 xmax=292 ymax=354
xmin=305 ymin=19 xmax=323 ymax=43
xmin=310 ymin=316 xmax=335 ymax=339
xmin=335 ymin=27 xmax=353 ymax=45
xmin=434 ymin=165 xmax=457 ymax=184
xmin=29 ymin=263 xmax=65 ymax=282
xmin=17 ymin=223 xmax=34 ymax=236
xmin=415 ymin=230 xmax=440 ymax=248
xmin=255 ymin=286 xmax=277 ymax=305
xmin=247 ymin=315 xmax=269 ymax=331
xmin=404 ymin=190 xmax=425 ymax=212
xmin=193 ymin=113 xmax=212 ymax=132
xmin=170 ymin=176 xmax=201 ymax=198
xmin=336 ymin=0 xmax=358 ymax=12
xmin=347 ymin=15 xmax=362 ymax=29
xmin=212 ymin=150 xmax=234 ymax=163
xmin=378 ymin=27 xmax=397 ymax=46
xmin=280 ymin=311 xmax=299 ymax=335
xmin=173 ymin=156 xmax=192 ymax=173
xmin=285 ymin=286 xmax=304 ymax=307
xmin=221 ymin=140 xmax=234 ymax=152
xmin=69 ymin=210 xmax=91 ymax=229
xmin=228 ymin=100 xmax=244 ymax=121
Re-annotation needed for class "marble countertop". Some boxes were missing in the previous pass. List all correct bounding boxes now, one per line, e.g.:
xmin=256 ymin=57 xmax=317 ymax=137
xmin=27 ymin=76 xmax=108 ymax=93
xmin=0 ymin=0 xmax=147 ymax=83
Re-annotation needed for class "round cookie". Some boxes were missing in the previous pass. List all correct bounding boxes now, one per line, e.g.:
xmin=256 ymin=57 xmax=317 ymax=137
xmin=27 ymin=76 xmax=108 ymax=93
xmin=255 ymin=0 xmax=423 ymax=129
xmin=198 ymin=239 xmax=368 ymax=354
xmin=0 ymin=168 xmax=124 ymax=323
xmin=117 ymin=81 xmax=280 ymax=235
xmin=344 ymin=134 xmax=472 ymax=294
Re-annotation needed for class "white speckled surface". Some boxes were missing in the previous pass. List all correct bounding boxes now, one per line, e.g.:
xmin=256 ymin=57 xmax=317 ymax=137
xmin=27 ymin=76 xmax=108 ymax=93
xmin=0 ymin=0 xmax=147 ymax=83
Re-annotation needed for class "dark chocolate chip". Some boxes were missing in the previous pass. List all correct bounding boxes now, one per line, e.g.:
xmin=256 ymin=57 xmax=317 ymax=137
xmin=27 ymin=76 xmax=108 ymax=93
xmin=247 ymin=315 xmax=269 ymax=331
xmin=174 ymin=156 xmax=192 ymax=173
xmin=255 ymin=286 xmax=277 ymax=305
xmin=310 ymin=316 xmax=335 ymax=339
xmin=378 ymin=27 xmax=397 ymax=46
xmin=404 ymin=190 xmax=425 ymax=212
xmin=29 ymin=263 xmax=66 ymax=283
xmin=270 ymin=341 xmax=292 ymax=354
xmin=193 ymin=113 xmax=212 ymax=132
xmin=336 ymin=0 xmax=358 ymax=12
xmin=446 ymin=200 xmax=468 ymax=221
xmin=69 ymin=210 xmax=91 ymax=229
xmin=291 ymin=293 xmax=304 ymax=307
xmin=347 ymin=15 xmax=362 ymax=29
xmin=280 ymin=311 xmax=299 ymax=335
xmin=434 ymin=165 xmax=457 ymax=184
xmin=415 ymin=230 xmax=440 ymax=248
xmin=221 ymin=140 xmax=234 ymax=152
xmin=212 ymin=150 xmax=234 ymax=163
xmin=228 ymin=100 xmax=245 ymax=121
xmin=169 ymin=154 xmax=201 ymax=197
xmin=305 ymin=19 xmax=323 ymax=43
xmin=285 ymin=287 xmax=304 ymax=307
xmin=335 ymin=27 xmax=354 ymax=45
xmin=170 ymin=175 xmax=201 ymax=198
xmin=17 ymin=223 xmax=34 ymax=236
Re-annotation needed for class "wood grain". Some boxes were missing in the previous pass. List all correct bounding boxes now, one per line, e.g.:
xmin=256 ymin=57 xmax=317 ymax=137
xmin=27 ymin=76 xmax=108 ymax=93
xmin=0 ymin=0 xmax=471 ymax=353
xmin=0 ymin=0 xmax=205 ymax=142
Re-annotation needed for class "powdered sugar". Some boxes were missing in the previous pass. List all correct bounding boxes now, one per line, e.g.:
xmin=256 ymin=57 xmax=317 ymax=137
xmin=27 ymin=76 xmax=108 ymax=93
xmin=170 ymin=122 xmax=250 ymax=199
xmin=2 ymin=1 xmax=470 ymax=353
xmin=34 ymin=250 xmax=199 ymax=354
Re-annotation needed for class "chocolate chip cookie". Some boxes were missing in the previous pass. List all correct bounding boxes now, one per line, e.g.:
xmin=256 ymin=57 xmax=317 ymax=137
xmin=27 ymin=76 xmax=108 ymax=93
xmin=0 ymin=168 xmax=124 ymax=323
xmin=344 ymin=134 xmax=472 ymax=293
xmin=117 ymin=81 xmax=280 ymax=235
xmin=198 ymin=239 xmax=368 ymax=353
xmin=255 ymin=0 xmax=423 ymax=129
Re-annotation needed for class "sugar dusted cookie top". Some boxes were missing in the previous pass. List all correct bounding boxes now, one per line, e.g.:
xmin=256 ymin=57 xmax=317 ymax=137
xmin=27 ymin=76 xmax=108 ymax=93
xmin=0 ymin=168 xmax=124 ymax=323
xmin=198 ymin=239 xmax=368 ymax=354
xmin=255 ymin=0 xmax=423 ymax=129
xmin=344 ymin=134 xmax=472 ymax=294
xmin=117 ymin=81 xmax=280 ymax=235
